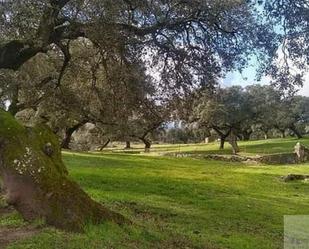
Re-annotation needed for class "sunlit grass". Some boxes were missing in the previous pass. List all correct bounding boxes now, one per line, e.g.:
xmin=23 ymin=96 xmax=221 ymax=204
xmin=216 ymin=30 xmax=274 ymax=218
xmin=93 ymin=137 xmax=309 ymax=156
xmin=3 ymin=138 xmax=309 ymax=249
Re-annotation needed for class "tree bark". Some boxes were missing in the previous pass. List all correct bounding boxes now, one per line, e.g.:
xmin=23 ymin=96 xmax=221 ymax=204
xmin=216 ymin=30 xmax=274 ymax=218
xmin=99 ymin=138 xmax=111 ymax=151
xmin=124 ymin=141 xmax=131 ymax=149
xmin=61 ymin=121 xmax=87 ymax=149
xmin=0 ymin=110 xmax=128 ymax=232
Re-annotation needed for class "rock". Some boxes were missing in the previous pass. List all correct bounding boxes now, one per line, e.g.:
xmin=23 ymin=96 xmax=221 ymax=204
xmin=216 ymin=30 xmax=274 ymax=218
xmin=282 ymin=174 xmax=309 ymax=182
xmin=257 ymin=153 xmax=297 ymax=165
xmin=294 ymin=142 xmax=309 ymax=162
xmin=164 ymin=143 xmax=309 ymax=165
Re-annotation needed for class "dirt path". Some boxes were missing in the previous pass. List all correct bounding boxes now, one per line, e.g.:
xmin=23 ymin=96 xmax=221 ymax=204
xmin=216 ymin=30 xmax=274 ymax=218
xmin=0 ymin=204 xmax=40 ymax=249
xmin=0 ymin=227 xmax=39 ymax=249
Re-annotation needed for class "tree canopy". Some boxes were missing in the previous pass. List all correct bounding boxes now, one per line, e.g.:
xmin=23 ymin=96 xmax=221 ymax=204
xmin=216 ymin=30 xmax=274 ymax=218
xmin=1 ymin=0 xmax=309 ymax=232
xmin=1 ymin=0 xmax=308 ymax=92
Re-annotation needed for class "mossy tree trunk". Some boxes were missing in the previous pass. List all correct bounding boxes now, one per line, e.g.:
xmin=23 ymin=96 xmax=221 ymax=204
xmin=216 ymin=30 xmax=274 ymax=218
xmin=0 ymin=110 xmax=127 ymax=231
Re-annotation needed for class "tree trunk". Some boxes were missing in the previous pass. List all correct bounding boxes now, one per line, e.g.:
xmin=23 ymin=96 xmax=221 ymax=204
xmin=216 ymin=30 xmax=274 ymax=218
xmin=290 ymin=125 xmax=303 ymax=139
xmin=212 ymin=127 xmax=231 ymax=150
xmin=61 ymin=131 xmax=72 ymax=149
xmin=228 ymin=132 xmax=240 ymax=155
xmin=280 ymin=129 xmax=286 ymax=138
xmin=124 ymin=141 xmax=131 ymax=149
xmin=219 ymin=137 xmax=225 ymax=150
xmin=140 ymin=137 xmax=151 ymax=153
xmin=61 ymin=121 xmax=87 ymax=149
xmin=0 ymin=110 xmax=128 ymax=232
xmin=263 ymin=131 xmax=269 ymax=140
xmin=7 ymin=85 xmax=20 ymax=116
xmin=99 ymin=138 xmax=111 ymax=151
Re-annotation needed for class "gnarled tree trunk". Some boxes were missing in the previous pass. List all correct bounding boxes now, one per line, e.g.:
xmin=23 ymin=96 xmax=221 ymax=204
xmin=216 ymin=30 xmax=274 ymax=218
xmin=61 ymin=121 xmax=87 ymax=149
xmin=0 ymin=110 xmax=127 ymax=232
xmin=139 ymin=137 xmax=151 ymax=153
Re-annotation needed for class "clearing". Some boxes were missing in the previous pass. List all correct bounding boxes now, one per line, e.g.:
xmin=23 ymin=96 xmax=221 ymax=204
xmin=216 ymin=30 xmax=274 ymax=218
xmin=1 ymin=138 xmax=309 ymax=249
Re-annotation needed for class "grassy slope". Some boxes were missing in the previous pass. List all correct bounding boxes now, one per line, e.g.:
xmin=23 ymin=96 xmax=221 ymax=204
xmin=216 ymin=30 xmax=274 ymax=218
xmin=1 ymin=138 xmax=309 ymax=249
xmin=103 ymin=137 xmax=309 ymax=156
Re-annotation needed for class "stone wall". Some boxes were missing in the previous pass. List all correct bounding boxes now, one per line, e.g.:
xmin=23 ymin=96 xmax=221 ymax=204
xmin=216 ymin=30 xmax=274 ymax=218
xmin=163 ymin=143 xmax=309 ymax=165
xmin=257 ymin=153 xmax=297 ymax=165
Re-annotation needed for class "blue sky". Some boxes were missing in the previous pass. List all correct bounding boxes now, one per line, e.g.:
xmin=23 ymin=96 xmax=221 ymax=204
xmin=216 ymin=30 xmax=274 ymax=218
xmin=222 ymin=67 xmax=309 ymax=97
xmin=221 ymin=2 xmax=309 ymax=97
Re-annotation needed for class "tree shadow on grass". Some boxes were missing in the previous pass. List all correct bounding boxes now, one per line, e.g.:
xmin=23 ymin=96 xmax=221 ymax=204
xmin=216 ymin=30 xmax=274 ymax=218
xmin=61 ymin=152 xmax=309 ymax=248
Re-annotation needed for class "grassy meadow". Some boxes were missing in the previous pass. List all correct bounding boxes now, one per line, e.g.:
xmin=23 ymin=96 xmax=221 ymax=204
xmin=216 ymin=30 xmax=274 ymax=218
xmin=1 ymin=137 xmax=309 ymax=249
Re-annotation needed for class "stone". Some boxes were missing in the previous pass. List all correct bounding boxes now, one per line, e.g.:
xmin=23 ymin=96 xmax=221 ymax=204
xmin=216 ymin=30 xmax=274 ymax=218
xmin=294 ymin=142 xmax=309 ymax=162
xmin=282 ymin=174 xmax=309 ymax=182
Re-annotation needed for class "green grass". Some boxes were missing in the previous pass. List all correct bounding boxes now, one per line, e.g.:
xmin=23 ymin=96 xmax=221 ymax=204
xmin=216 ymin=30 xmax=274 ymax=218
xmin=0 ymin=211 xmax=26 ymax=228
xmin=3 ymin=138 xmax=309 ymax=249
xmin=98 ymin=137 xmax=309 ymax=156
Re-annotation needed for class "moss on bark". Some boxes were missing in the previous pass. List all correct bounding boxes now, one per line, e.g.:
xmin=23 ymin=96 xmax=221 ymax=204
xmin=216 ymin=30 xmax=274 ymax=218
xmin=0 ymin=110 xmax=128 ymax=231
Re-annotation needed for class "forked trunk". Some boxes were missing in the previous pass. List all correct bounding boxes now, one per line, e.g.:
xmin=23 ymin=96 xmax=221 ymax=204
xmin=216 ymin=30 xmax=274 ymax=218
xmin=0 ymin=110 xmax=127 ymax=232
xmin=212 ymin=127 xmax=231 ymax=150
xmin=61 ymin=121 xmax=87 ymax=149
